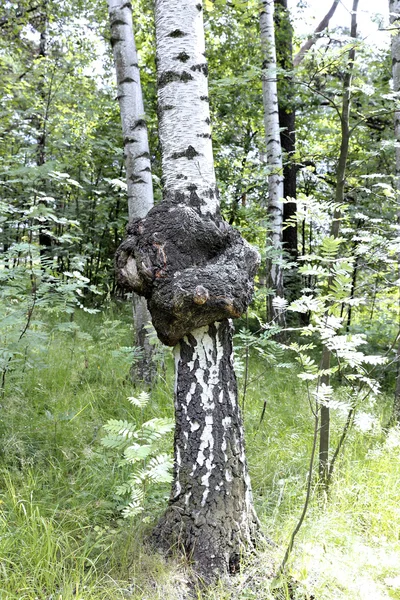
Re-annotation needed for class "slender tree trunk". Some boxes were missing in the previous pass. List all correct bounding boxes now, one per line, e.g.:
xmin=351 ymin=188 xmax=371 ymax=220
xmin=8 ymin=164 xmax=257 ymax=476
xmin=390 ymin=0 xmax=400 ymax=420
xmin=36 ymin=0 xmax=52 ymax=256
xmin=274 ymin=0 xmax=297 ymax=260
xmin=293 ymin=0 xmax=340 ymax=67
xmin=318 ymin=0 xmax=359 ymax=486
xmin=107 ymin=0 xmax=155 ymax=383
xmin=148 ymin=0 xmax=259 ymax=577
xmin=260 ymin=0 xmax=285 ymax=325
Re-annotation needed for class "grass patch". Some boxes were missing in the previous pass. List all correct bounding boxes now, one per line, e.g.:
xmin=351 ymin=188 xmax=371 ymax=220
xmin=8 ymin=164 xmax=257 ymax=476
xmin=0 ymin=305 xmax=399 ymax=598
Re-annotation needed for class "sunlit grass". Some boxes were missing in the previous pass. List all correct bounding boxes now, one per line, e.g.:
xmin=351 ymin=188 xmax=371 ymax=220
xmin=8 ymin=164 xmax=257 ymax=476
xmin=0 ymin=304 xmax=399 ymax=598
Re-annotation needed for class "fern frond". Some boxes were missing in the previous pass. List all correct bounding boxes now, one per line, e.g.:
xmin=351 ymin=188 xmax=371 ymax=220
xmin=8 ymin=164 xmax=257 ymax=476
xmin=103 ymin=419 xmax=137 ymax=439
xmin=124 ymin=443 xmax=153 ymax=463
xmin=128 ymin=391 xmax=150 ymax=408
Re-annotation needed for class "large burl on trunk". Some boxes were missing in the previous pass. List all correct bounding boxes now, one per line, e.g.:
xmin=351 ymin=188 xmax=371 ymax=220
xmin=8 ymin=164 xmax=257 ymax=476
xmin=116 ymin=200 xmax=260 ymax=346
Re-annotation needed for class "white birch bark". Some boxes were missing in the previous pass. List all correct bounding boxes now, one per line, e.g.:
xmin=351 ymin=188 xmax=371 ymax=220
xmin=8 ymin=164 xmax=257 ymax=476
xmin=389 ymin=0 xmax=400 ymax=417
xmin=155 ymin=0 xmax=218 ymax=215
xmin=107 ymin=0 xmax=153 ymax=219
xmin=107 ymin=0 xmax=154 ymax=381
xmin=259 ymin=0 xmax=285 ymax=322
xmin=152 ymin=0 xmax=258 ymax=576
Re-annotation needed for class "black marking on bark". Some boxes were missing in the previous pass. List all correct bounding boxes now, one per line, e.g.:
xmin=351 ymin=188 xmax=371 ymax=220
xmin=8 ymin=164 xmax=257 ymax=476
xmin=111 ymin=19 xmax=128 ymax=26
xmin=205 ymin=117 xmax=211 ymax=125
xmin=168 ymin=29 xmax=186 ymax=38
xmin=191 ymin=63 xmax=208 ymax=76
xmin=158 ymin=71 xmax=194 ymax=89
xmin=171 ymin=146 xmax=200 ymax=160
xmin=176 ymin=174 xmax=188 ymax=179
xmin=200 ymin=95 xmax=209 ymax=102
xmin=176 ymin=51 xmax=190 ymax=62
xmin=130 ymin=62 xmax=138 ymax=68
xmin=110 ymin=36 xmax=123 ymax=48
xmin=130 ymin=175 xmax=145 ymax=184
xmin=137 ymin=152 xmax=150 ymax=159
xmin=132 ymin=119 xmax=147 ymax=130
xmin=197 ymin=133 xmax=212 ymax=139
xmin=140 ymin=167 xmax=151 ymax=173
xmin=123 ymin=136 xmax=138 ymax=145
xmin=121 ymin=1 xmax=132 ymax=9
xmin=196 ymin=3 xmax=203 ymax=10
xmin=158 ymin=104 xmax=174 ymax=117
xmin=188 ymin=188 xmax=202 ymax=209
xmin=121 ymin=76 xmax=136 ymax=84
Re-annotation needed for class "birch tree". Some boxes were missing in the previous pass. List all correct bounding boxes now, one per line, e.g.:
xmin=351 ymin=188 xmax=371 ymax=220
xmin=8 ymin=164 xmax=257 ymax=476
xmin=389 ymin=0 xmax=400 ymax=420
xmin=116 ymin=0 xmax=260 ymax=577
xmin=260 ymin=0 xmax=285 ymax=323
xmin=107 ymin=0 xmax=154 ymax=382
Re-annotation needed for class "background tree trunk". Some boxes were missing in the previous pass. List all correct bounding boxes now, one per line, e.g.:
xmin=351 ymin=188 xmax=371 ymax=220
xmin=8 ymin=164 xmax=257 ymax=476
xmin=107 ymin=0 xmax=155 ymax=383
xmin=275 ymin=0 xmax=297 ymax=261
xmin=319 ymin=0 xmax=359 ymax=486
xmin=260 ymin=0 xmax=285 ymax=325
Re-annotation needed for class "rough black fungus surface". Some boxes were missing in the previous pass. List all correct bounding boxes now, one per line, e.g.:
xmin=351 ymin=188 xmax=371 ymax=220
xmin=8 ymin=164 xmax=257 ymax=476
xmin=115 ymin=199 xmax=260 ymax=346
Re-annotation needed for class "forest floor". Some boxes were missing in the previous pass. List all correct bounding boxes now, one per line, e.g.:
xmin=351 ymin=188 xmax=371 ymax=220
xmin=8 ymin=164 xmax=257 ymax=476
xmin=1 ymin=304 xmax=400 ymax=599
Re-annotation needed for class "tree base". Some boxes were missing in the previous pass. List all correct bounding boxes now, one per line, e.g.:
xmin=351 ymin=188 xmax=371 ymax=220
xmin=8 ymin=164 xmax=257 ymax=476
xmin=150 ymin=320 xmax=259 ymax=579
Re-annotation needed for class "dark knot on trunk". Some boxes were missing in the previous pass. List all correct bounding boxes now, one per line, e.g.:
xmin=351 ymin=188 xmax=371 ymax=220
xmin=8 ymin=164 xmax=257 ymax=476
xmin=115 ymin=201 xmax=260 ymax=346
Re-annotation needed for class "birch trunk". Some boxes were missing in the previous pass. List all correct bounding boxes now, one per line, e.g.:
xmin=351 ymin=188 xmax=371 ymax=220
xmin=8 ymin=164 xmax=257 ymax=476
xmin=107 ymin=0 xmax=155 ymax=383
xmin=390 ymin=0 xmax=400 ymax=419
xmin=149 ymin=0 xmax=259 ymax=577
xmin=260 ymin=0 xmax=285 ymax=325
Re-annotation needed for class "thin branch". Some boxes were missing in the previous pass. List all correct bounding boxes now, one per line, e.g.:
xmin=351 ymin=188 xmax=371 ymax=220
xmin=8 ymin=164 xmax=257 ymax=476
xmin=274 ymin=395 xmax=319 ymax=578
xmin=293 ymin=0 xmax=340 ymax=67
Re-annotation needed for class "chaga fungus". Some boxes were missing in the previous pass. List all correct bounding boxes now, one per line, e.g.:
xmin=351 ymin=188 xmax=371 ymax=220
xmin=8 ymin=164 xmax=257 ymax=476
xmin=116 ymin=201 xmax=260 ymax=346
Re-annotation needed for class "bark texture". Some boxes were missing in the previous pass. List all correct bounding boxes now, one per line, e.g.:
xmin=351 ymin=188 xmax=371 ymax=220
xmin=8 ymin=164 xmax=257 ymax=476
xmin=108 ymin=0 xmax=153 ymax=219
xmin=260 ymin=0 xmax=285 ymax=324
xmin=116 ymin=202 xmax=259 ymax=346
xmin=390 ymin=0 xmax=400 ymax=419
xmin=153 ymin=320 xmax=259 ymax=575
xmin=116 ymin=0 xmax=260 ymax=577
xmin=155 ymin=0 xmax=218 ymax=215
xmin=107 ymin=0 xmax=155 ymax=382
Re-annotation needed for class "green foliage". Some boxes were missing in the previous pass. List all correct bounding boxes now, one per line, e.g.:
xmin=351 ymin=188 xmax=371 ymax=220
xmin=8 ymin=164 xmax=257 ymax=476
xmin=101 ymin=391 xmax=174 ymax=519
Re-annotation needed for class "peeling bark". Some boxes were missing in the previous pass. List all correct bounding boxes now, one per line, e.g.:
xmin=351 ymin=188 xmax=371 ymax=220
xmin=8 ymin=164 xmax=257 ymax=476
xmin=107 ymin=0 xmax=155 ymax=383
xmin=116 ymin=0 xmax=260 ymax=578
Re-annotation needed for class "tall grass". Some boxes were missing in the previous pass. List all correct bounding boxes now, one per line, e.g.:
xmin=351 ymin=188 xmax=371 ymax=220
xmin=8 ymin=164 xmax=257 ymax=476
xmin=0 ymin=304 xmax=399 ymax=599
